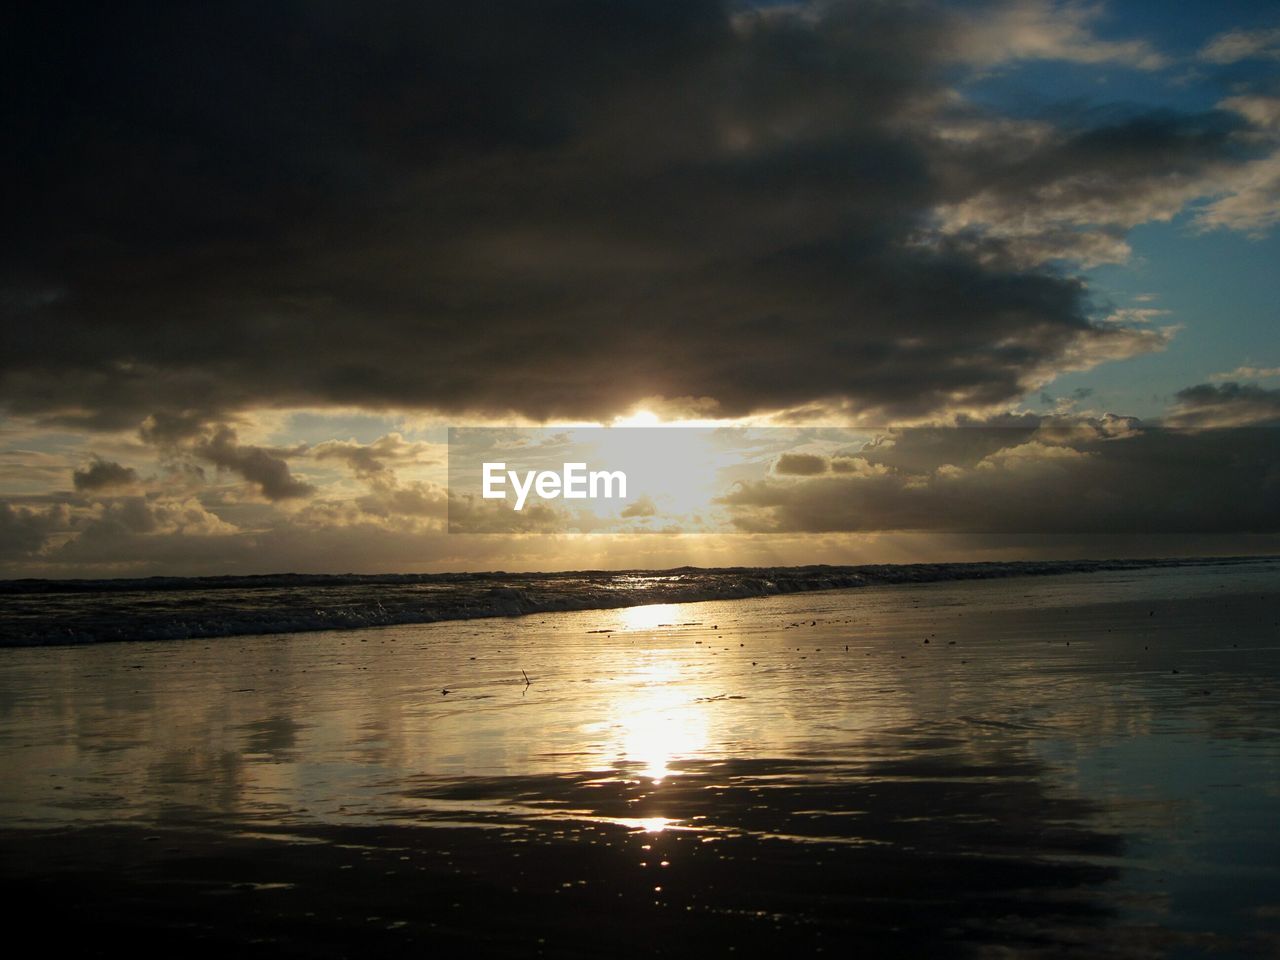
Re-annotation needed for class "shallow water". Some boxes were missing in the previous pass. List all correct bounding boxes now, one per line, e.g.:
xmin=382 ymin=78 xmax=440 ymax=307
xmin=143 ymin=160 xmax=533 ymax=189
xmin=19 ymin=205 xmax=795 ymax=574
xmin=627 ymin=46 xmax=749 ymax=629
xmin=1 ymin=561 xmax=1279 ymax=955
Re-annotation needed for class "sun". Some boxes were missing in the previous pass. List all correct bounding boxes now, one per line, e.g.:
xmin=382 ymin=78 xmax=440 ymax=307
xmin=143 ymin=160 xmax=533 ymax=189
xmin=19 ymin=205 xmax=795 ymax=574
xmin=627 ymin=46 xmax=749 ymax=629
xmin=612 ymin=409 xmax=662 ymax=427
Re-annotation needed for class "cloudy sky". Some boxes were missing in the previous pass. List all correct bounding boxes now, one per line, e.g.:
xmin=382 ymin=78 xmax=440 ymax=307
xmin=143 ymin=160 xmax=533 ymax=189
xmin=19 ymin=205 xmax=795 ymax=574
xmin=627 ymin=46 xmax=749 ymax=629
xmin=2 ymin=0 xmax=1279 ymax=576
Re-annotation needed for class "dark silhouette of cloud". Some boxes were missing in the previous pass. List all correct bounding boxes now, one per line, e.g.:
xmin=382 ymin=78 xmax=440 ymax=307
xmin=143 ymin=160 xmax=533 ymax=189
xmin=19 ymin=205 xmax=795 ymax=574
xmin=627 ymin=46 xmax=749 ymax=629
xmin=0 ymin=501 xmax=67 ymax=561
xmin=72 ymin=457 xmax=139 ymax=491
xmin=720 ymin=420 xmax=1280 ymax=534
xmin=1167 ymin=382 xmax=1280 ymax=427
xmin=5 ymin=1 xmax=1251 ymax=429
xmin=191 ymin=426 xmax=313 ymax=501
xmin=774 ymin=452 xmax=830 ymax=476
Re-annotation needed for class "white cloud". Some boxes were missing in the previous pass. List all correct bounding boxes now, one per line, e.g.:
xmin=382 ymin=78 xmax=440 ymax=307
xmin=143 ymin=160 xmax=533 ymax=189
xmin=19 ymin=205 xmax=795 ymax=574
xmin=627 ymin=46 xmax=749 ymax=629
xmin=1103 ymin=307 xmax=1171 ymax=325
xmin=1193 ymin=153 xmax=1280 ymax=237
xmin=956 ymin=0 xmax=1168 ymax=71
xmin=1198 ymin=27 xmax=1280 ymax=64
xmin=1211 ymin=365 xmax=1280 ymax=382
xmin=1167 ymin=382 xmax=1280 ymax=428
xmin=1220 ymin=95 xmax=1280 ymax=134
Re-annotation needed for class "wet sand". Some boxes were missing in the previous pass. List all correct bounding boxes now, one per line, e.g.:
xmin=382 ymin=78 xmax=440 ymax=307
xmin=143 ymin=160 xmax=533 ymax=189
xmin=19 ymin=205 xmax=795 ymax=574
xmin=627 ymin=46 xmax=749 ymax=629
xmin=2 ymin=562 xmax=1279 ymax=956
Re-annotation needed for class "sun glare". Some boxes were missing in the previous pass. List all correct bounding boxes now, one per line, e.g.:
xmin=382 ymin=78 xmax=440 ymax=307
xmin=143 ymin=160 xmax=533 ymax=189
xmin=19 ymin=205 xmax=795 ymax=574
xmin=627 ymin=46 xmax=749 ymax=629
xmin=612 ymin=409 xmax=662 ymax=427
xmin=600 ymin=654 xmax=710 ymax=784
xmin=617 ymin=603 xmax=684 ymax=632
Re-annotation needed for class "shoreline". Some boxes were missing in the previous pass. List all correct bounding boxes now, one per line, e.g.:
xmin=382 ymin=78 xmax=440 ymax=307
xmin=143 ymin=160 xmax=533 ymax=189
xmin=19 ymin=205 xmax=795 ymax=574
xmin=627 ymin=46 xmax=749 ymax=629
xmin=3 ymin=554 xmax=1277 ymax=648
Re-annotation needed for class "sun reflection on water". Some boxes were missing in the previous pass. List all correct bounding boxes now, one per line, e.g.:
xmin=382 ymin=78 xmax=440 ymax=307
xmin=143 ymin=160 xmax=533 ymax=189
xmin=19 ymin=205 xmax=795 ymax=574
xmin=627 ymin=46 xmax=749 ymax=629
xmin=626 ymin=816 xmax=676 ymax=834
xmin=616 ymin=603 xmax=686 ymax=632
xmin=597 ymin=653 xmax=711 ymax=784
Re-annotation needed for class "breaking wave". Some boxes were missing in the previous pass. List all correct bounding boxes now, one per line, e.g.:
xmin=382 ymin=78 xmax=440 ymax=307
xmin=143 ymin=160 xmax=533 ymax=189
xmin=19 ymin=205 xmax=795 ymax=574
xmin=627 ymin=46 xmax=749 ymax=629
xmin=0 ymin=556 xmax=1268 ymax=647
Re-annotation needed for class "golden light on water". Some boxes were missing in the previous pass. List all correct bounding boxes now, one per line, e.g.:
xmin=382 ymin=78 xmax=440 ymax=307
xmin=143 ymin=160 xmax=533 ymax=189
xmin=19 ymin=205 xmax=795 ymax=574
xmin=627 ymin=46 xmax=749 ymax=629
xmin=588 ymin=644 xmax=712 ymax=784
xmin=617 ymin=603 xmax=685 ymax=632
xmin=617 ymin=696 xmax=708 ymax=783
xmin=628 ymin=816 xmax=676 ymax=834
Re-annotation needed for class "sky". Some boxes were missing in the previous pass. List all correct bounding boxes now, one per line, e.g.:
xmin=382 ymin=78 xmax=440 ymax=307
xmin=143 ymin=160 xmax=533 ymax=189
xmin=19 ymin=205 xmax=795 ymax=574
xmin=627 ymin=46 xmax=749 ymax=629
xmin=2 ymin=0 xmax=1279 ymax=577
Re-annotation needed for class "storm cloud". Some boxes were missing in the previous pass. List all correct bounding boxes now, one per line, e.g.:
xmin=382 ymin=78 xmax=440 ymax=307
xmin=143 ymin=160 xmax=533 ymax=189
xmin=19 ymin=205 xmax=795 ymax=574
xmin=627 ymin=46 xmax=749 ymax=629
xmin=190 ymin=426 xmax=313 ymax=501
xmin=71 ymin=457 xmax=139 ymax=492
xmin=6 ymin=0 xmax=1268 ymax=429
xmin=722 ymin=420 xmax=1280 ymax=534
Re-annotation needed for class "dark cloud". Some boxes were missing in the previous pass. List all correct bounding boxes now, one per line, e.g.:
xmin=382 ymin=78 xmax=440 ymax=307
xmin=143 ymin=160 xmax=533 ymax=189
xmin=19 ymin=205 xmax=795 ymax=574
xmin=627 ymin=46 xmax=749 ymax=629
xmin=720 ymin=421 xmax=1280 ymax=534
xmin=312 ymin=434 xmax=435 ymax=479
xmin=848 ymin=415 xmax=1042 ymax=472
xmin=929 ymin=109 xmax=1251 ymax=256
xmin=137 ymin=414 xmax=314 ymax=501
xmin=191 ymin=426 xmax=313 ymax=501
xmin=774 ymin=452 xmax=830 ymax=476
xmin=0 ymin=501 xmax=67 ymax=560
xmin=139 ymin=412 xmax=212 ymax=446
xmin=2 ymin=0 xmax=1238 ymax=428
xmin=1167 ymin=382 xmax=1280 ymax=427
xmin=72 ymin=457 xmax=139 ymax=492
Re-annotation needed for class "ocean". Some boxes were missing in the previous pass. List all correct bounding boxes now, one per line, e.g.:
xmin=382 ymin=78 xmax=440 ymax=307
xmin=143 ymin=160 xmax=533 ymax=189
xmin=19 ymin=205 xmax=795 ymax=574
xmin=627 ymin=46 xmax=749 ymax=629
xmin=1 ymin=558 xmax=1278 ymax=955
xmin=0 ymin=555 xmax=1266 ymax=647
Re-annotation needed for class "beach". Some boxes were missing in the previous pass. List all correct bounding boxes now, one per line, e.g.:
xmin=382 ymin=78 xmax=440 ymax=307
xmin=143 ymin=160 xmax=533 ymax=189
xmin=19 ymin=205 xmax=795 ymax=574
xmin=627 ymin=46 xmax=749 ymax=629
xmin=2 ymin=560 xmax=1279 ymax=956
xmin=8 ymin=1 xmax=1280 ymax=955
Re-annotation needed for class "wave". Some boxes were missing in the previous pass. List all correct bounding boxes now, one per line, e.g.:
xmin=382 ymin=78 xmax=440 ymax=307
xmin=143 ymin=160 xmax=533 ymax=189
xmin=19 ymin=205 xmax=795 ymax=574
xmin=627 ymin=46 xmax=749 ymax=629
xmin=0 ymin=556 xmax=1270 ymax=647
